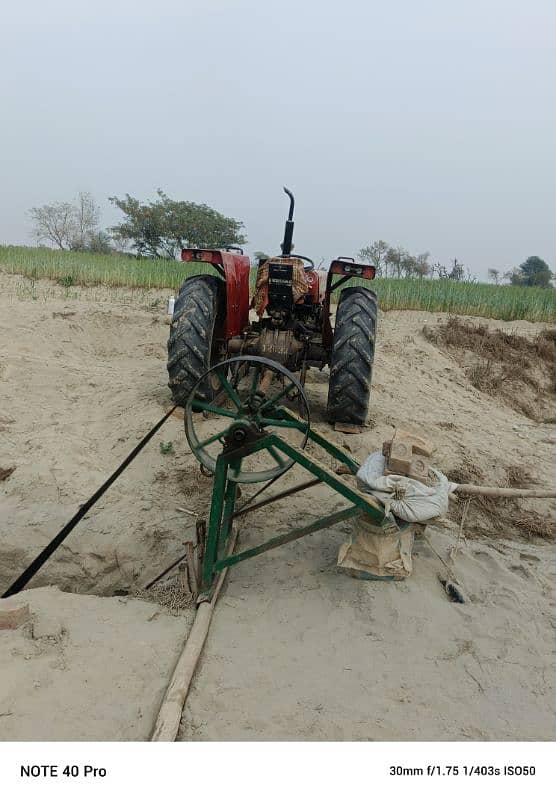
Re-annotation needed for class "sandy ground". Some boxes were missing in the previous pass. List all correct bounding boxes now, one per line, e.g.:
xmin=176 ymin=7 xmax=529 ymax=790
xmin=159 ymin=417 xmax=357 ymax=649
xmin=0 ymin=586 xmax=192 ymax=741
xmin=1 ymin=272 xmax=555 ymax=741
xmin=0 ymin=275 xmax=206 ymax=595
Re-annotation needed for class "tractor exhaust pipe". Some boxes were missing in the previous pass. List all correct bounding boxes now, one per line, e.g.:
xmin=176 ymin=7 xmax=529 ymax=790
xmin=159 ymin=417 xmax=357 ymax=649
xmin=281 ymin=187 xmax=295 ymax=256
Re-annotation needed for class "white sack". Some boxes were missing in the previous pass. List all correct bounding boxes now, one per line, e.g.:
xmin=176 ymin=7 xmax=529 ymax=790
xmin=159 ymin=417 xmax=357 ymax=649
xmin=356 ymin=451 xmax=457 ymax=523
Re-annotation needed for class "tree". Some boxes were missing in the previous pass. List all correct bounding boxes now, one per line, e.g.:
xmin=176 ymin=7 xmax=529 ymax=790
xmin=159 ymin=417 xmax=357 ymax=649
xmin=29 ymin=201 xmax=78 ymax=250
xmin=358 ymin=239 xmax=389 ymax=276
xmin=71 ymin=192 xmax=101 ymax=251
xmin=448 ymin=258 xmax=465 ymax=281
xmin=510 ymin=256 xmax=553 ymax=288
xmin=400 ymin=252 xmax=418 ymax=278
xmin=431 ymin=262 xmax=448 ymax=279
xmin=385 ymin=246 xmax=408 ymax=279
xmin=413 ymin=252 xmax=431 ymax=278
xmin=488 ymin=268 xmax=501 ymax=285
xmin=86 ymin=230 xmax=113 ymax=254
xmin=29 ymin=192 xmax=104 ymax=251
xmin=109 ymin=190 xmax=246 ymax=259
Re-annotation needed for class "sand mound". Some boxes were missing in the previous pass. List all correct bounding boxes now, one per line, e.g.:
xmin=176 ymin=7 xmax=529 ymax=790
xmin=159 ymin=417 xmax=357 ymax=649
xmin=423 ymin=315 xmax=556 ymax=421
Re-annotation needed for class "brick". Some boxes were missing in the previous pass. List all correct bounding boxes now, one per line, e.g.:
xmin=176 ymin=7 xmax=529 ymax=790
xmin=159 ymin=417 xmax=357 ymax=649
xmin=391 ymin=428 xmax=432 ymax=457
xmin=0 ymin=601 xmax=30 ymax=630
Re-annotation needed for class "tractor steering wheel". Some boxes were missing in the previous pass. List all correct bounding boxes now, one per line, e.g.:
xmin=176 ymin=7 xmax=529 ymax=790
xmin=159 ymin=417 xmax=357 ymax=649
xmin=289 ymin=254 xmax=315 ymax=272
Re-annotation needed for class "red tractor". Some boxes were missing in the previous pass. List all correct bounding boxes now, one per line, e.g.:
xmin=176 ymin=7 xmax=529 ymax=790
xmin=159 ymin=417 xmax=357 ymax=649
xmin=167 ymin=188 xmax=377 ymax=428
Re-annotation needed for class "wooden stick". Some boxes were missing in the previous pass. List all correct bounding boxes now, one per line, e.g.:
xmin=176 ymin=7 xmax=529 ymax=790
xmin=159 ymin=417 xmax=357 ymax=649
xmin=454 ymin=484 xmax=555 ymax=499
xmin=184 ymin=542 xmax=199 ymax=599
xmin=196 ymin=519 xmax=206 ymax=571
xmin=150 ymin=526 xmax=239 ymax=742
xmin=177 ymin=561 xmax=190 ymax=594
xmin=176 ymin=506 xmax=198 ymax=517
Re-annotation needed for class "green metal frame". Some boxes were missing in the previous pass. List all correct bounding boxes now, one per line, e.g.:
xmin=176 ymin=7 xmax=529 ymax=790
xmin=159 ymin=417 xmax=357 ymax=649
xmin=199 ymin=409 xmax=401 ymax=597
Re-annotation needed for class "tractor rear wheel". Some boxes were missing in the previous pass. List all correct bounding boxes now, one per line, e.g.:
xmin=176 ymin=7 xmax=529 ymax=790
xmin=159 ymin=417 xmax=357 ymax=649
xmin=167 ymin=275 xmax=225 ymax=406
xmin=326 ymin=286 xmax=377 ymax=426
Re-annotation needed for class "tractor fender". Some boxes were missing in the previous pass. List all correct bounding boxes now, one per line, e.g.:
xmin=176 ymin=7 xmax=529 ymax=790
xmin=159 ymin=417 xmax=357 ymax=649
xmin=181 ymin=249 xmax=250 ymax=338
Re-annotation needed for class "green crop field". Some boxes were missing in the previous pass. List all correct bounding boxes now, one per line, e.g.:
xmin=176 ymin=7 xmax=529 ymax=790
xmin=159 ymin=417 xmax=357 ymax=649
xmin=1 ymin=244 xmax=555 ymax=322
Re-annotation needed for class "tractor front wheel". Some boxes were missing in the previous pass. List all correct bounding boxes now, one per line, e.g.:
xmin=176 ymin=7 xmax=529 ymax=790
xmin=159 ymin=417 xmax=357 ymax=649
xmin=326 ymin=286 xmax=377 ymax=427
xmin=167 ymin=275 xmax=225 ymax=406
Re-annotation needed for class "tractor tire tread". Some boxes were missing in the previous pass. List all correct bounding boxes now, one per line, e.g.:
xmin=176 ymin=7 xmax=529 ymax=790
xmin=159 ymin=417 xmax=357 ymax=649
xmin=327 ymin=286 xmax=377 ymax=426
xmin=167 ymin=275 xmax=223 ymax=406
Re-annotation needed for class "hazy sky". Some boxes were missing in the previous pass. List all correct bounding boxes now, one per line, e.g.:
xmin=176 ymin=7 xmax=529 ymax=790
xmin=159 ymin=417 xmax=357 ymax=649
xmin=1 ymin=0 xmax=555 ymax=278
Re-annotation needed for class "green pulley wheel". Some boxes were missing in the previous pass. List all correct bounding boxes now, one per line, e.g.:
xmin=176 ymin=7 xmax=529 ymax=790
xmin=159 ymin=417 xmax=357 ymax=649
xmin=184 ymin=355 xmax=310 ymax=484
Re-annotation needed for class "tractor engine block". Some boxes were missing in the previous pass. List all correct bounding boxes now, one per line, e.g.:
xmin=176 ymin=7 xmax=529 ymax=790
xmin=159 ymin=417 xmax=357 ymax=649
xmin=228 ymin=326 xmax=327 ymax=371
xmin=229 ymin=329 xmax=303 ymax=371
